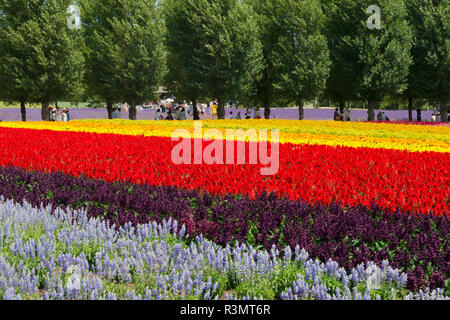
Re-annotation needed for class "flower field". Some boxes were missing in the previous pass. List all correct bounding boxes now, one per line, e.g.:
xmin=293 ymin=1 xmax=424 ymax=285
xmin=0 ymin=120 xmax=448 ymax=300
xmin=1 ymin=198 xmax=446 ymax=300
xmin=1 ymin=119 xmax=449 ymax=152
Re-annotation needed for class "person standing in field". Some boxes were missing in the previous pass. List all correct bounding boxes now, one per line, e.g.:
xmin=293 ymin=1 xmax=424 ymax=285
xmin=211 ymin=100 xmax=218 ymax=120
xmin=179 ymin=105 xmax=187 ymax=120
xmin=334 ymin=108 xmax=341 ymax=121
xmin=166 ymin=109 xmax=174 ymax=120
xmin=62 ymin=108 xmax=70 ymax=122
xmin=54 ymin=106 xmax=63 ymax=121
xmin=113 ymin=106 xmax=122 ymax=119
xmin=48 ymin=106 xmax=55 ymax=121
xmin=254 ymin=106 xmax=261 ymax=119
xmin=431 ymin=113 xmax=437 ymax=122
xmin=154 ymin=108 xmax=162 ymax=121
xmin=376 ymin=112 xmax=383 ymax=121
xmin=343 ymin=108 xmax=351 ymax=122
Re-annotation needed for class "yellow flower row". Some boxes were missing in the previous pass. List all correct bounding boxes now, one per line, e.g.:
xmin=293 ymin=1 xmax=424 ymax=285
xmin=0 ymin=119 xmax=449 ymax=153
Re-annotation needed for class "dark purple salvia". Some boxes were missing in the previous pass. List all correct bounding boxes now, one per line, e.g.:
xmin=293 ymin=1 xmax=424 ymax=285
xmin=0 ymin=165 xmax=448 ymax=291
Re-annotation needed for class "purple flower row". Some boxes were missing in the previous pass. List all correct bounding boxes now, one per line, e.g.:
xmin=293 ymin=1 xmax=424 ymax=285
xmin=0 ymin=107 xmax=436 ymax=121
xmin=0 ymin=165 xmax=448 ymax=292
xmin=0 ymin=198 xmax=447 ymax=300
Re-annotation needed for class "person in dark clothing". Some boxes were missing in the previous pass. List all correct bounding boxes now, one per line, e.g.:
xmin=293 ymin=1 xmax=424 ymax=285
xmin=334 ymin=108 xmax=341 ymax=121
xmin=377 ymin=112 xmax=383 ymax=121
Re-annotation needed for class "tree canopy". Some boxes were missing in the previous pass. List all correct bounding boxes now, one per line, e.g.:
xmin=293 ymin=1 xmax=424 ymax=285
xmin=0 ymin=0 xmax=84 ymax=120
xmin=0 ymin=0 xmax=448 ymax=122
xmin=82 ymin=0 xmax=167 ymax=120
xmin=326 ymin=0 xmax=413 ymax=120
xmin=166 ymin=0 xmax=263 ymax=119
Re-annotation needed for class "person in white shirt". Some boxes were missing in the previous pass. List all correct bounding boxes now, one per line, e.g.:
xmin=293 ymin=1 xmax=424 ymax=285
xmin=343 ymin=108 xmax=351 ymax=122
xmin=54 ymin=107 xmax=64 ymax=121
xmin=62 ymin=109 xmax=68 ymax=122
xmin=154 ymin=109 xmax=162 ymax=121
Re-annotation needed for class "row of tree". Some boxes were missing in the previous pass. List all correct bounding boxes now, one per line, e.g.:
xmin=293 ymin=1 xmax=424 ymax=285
xmin=0 ymin=0 xmax=448 ymax=122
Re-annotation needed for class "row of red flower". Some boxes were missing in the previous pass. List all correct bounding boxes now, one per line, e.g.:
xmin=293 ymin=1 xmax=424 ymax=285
xmin=0 ymin=127 xmax=448 ymax=215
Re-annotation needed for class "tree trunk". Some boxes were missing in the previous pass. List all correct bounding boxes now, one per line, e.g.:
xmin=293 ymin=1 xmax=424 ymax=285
xmin=217 ymin=97 xmax=225 ymax=120
xmin=339 ymin=101 xmax=345 ymax=115
xmin=440 ymin=98 xmax=448 ymax=122
xmin=367 ymin=100 xmax=376 ymax=121
xmin=107 ymin=101 xmax=113 ymax=120
xmin=41 ymin=102 xmax=50 ymax=121
xmin=408 ymin=97 xmax=413 ymax=121
xmin=129 ymin=99 xmax=137 ymax=120
xmin=20 ymin=100 xmax=26 ymax=122
xmin=192 ymin=97 xmax=200 ymax=121
xmin=264 ymin=97 xmax=270 ymax=119
xmin=298 ymin=100 xmax=304 ymax=120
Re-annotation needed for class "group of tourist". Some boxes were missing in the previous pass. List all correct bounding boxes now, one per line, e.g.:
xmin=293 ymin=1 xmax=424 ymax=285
xmin=48 ymin=106 xmax=71 ymax=122
xmin=431 ymin=111 xmax=447 ymax=122
xmin=376 ymin=111 xmax=390 ymax=121
xmin=105 ymin=96 xmax=271 ymax=121
xmin=209 ymin=100 xmax=258 ymax=120
xmin=153 ymin=100 xmax=200 ymax=121
xmin=334 ymin=108 xmax=352 ymax=122
xmin=152 ymin=99 xmax=261 ymax=121
xmin=334 ymin=108 xmax=392 ymax=122
xmin=111 ymin=106 xmax=122 ymax=119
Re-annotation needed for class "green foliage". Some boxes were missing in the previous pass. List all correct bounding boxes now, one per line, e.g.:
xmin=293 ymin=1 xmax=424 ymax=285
xmin=407 ymin=0 xmax=449 ymax=120
xmin=248 ymin=0 xmax=331 ymax=119
xmin=1 ymin=0 xmax=84 ymax=102
xmin=165 ymin=0 xmax=263 ymax=119
xmin=276 ymin=0 xmax=330 ymax=108
xmin=0 ymin=0 xmax=85 ymax=122
xmin=236 ymin=277 xmax=276 ymax=299
xmin=326 ymin=0 xmax=413 ymax=120
xmin=0 ymin=1 xmax=85 ymax=121
xmin=164 ymin=0 xmax=208 ymax=102
xmin=269 ymin=264 xmax=300 ymax=296
xmin=81 ymin=0 xmax=167 ymax=119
